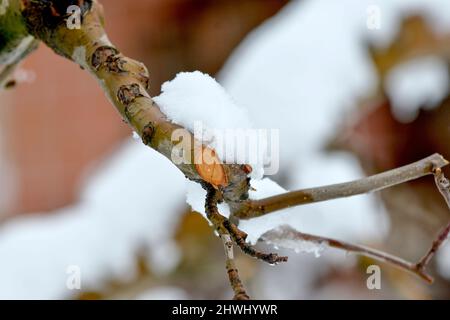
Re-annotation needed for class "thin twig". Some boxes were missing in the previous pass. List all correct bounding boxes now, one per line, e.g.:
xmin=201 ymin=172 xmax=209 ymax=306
xmin=0 ymin=38 xmax=38 ymax=90
xmin=415 ymin=167 xmax=450 ymax=270
xmin=260 ymin=225 xmax=433 ymax=283
xmin=235 ymin=153 xmax=449 ymax=219
xmin=0 ymin=61 xmax=19 ymax=89
xmin=221 ymin=234 xmax=249 ymax=300
xmin=9 ymin=0 xmax=251 ymax=203
xmin=259 ymin=166 xmax=450 ymax=284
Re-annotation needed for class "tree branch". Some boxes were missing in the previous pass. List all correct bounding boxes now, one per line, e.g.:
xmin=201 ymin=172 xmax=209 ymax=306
xmin=259 ymin=166 xmax=450 ymax=284
xmin=221 ymin=234 xmax=249 ymax=300
xmin=235 ymin=153 xmax=449 ymax=219
xmin=204 ymin=183 xmax=287 ymax=299
xmin=3 ymin=0 xmax=450 ymax=298
xmin=1 ymin=0 xmax=251 ymax=204
xmin=415 ymin=167 xmax=450 ymax=271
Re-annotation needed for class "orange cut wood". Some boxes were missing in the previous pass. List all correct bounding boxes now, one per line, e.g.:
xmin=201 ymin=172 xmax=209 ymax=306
xmin=194 ymin=145 xmax=228 ymax=188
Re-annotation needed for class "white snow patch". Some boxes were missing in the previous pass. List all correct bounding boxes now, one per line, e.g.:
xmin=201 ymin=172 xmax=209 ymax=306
xmin=436 ymin=242 xmax=450 ymax=280
xmin=154 ymin=71 xmax=264 ymax=179
xmin=0 ymin=0 xmax=9 ymax=16
xmin=237 ymin=178 xmax=300 ymax=245
xmin=0 ymin=35 xmax=34 ymax=65
xmin=261 ymin=225 xmax=326 ymax=258
xmin=386 ymin=57 xmax=449 ymax=122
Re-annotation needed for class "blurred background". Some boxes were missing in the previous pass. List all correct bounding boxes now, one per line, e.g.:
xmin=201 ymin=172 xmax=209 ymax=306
xmin=0 ymin=0 xmax=450 ymax=299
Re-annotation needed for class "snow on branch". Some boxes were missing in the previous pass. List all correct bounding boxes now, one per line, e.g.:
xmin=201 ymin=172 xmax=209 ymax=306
xmin=258 ymin=165 xmax=450 ymax=285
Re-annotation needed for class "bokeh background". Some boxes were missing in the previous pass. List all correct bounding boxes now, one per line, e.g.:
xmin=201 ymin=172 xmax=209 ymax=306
xmin=0 ymin=0 xmax=450 ymax=299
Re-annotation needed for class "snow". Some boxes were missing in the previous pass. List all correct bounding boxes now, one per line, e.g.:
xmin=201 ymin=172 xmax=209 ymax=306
xmin=0 ymin=0 xmax=9 ymax=16
xmin=386 ymin=57 xmax=449 ymax=122
xmin=155 ymin=71 xmax=251 ymax=133
xmin=437 ymin=242 xmax=450 ymax=280
xmin=154 ymin=71 xmax=264 ymax=179
xmin=0 ymin=141 xmax=186 ymax=299
xmin=261 ymin=225 xmax=326 ymax=258
xmin=220 ymin=0 xmax=450 ymax=171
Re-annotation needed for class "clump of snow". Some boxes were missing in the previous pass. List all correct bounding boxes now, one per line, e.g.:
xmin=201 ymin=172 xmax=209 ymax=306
xmin=0 ymin=123 xmax=17 ymax=215
xmin=226 ymin=154 xmax=386 ymax=245
xmin=386 ymin=57 xmax=449 ymax=122
xmin=261 ymin=225 xmax=326 ymax=258
xmin=154 ymin=71 xmax=264 ymax=179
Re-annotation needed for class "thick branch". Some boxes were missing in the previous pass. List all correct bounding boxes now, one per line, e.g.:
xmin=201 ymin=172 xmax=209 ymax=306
xmin=235 ymin=153 xmax=449 ymax=219
xmin=0 ymin=60 xmax=18 ymax=88
xmin=3 ymin=0 xmax=251 ymax=203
